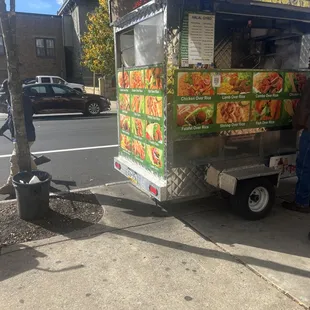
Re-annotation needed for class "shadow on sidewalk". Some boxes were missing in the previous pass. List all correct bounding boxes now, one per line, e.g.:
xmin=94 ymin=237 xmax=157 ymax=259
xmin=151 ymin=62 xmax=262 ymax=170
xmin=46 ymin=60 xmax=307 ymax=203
xmin=178 ymin=200 xmax=310 ymax=260
xmin=98 ymin=222 xmax=310 ymax=280
xmin=36 ymin=192 xmax=310 ymax=280
xmin=74 ymin=190 xmax=310 ymax=281
xmin=52 ymin=190 xmax=167 ymax=218
xmin=1 ymin=187 xmax=310 ymax=284
xmin=86 ymin=192 xmax=169 ymax=218
xmin=2 ymin=217 xmax=310 ymax=284
xmin=0 ymin=245 xmax=84 ymax=282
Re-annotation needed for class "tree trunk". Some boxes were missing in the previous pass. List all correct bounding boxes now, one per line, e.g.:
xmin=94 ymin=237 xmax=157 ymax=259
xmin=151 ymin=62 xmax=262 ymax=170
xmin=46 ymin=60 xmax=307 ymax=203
xmin=0 ymin=0 xmax=31 ymax=172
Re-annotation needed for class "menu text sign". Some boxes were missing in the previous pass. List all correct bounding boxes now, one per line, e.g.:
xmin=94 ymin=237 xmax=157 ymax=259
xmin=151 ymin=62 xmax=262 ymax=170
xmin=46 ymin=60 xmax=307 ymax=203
xmin=188 ymin=13 xmax=215 ymax=65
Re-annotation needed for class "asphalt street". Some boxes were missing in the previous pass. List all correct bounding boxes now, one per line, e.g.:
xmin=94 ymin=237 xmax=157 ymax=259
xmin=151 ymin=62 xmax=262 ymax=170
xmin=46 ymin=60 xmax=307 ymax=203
xmin=0 ymin=113 xmax=125 ymax=199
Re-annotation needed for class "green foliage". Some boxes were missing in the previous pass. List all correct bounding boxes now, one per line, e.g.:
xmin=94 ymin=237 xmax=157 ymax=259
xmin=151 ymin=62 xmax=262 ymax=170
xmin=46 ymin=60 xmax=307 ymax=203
xmin=81 ymin=0 xmax=114 ymax=76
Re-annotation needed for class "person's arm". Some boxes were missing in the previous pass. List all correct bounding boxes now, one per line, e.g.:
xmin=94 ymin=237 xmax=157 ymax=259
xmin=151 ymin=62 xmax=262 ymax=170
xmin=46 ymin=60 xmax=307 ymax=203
xmin=0 ymin=93 xmax=8 ymax=114
xmin=0 ymin=117 xmax=10 ymax=135
xmin=0 ymin=105 xmax=12 ymax=136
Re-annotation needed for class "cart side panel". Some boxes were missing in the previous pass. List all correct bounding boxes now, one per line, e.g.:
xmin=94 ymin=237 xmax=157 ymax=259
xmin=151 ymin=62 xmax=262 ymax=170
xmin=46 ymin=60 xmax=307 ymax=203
xmin=114 ymin=1 xmax=172 ymax=200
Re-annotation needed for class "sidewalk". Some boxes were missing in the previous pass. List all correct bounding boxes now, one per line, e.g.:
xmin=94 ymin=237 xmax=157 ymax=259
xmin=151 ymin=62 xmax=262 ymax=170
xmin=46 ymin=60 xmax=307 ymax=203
xmin=0 ymin=181 xmax=309 ymax=310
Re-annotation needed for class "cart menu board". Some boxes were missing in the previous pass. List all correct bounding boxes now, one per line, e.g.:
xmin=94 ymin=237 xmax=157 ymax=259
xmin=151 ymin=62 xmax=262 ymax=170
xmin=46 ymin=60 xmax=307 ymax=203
xmin=180 ymin=12 xmax=215 ymax=67
xmin=174 ymin=70 xmax=309 ymax=135
xmin=188 ymin=13 xmax=215 ymax=65
xmin=117 ymin=65 xmax=164 ymax=176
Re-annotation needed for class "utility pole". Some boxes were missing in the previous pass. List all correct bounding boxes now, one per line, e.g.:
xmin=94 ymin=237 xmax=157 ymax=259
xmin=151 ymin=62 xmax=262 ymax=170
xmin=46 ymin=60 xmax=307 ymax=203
xmin=0 ymin=0 xmax=31 ymax=172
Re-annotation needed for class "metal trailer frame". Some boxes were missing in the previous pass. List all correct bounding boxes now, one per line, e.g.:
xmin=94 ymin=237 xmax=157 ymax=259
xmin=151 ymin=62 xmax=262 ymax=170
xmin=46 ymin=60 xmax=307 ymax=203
xmin=112 ymin=0 xmax=310 ymax=219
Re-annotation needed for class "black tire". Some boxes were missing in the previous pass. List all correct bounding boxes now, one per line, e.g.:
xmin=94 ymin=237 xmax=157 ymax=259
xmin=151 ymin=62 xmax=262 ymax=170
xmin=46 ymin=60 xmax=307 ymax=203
xmin=230 ymin=178 xmax=275 ymax=220
xmin=85 ymin=102 xmax=101 ymax=116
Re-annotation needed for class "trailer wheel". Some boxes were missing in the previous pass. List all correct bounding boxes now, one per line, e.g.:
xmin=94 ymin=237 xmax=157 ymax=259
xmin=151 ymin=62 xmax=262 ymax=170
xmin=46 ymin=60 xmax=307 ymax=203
xmin=230 ymin=178 xmax=275 ymax=220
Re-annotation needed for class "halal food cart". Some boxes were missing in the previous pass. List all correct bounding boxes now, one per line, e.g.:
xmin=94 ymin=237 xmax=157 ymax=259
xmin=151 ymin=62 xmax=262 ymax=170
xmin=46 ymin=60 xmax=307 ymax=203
xmin=110 ymin=0 xmax=310 ymax=220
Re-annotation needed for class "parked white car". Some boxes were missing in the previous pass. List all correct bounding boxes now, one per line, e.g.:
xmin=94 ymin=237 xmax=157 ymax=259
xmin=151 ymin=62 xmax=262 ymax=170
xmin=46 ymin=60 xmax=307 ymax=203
xmin=34 ymin=76 xmax=85 ymax=93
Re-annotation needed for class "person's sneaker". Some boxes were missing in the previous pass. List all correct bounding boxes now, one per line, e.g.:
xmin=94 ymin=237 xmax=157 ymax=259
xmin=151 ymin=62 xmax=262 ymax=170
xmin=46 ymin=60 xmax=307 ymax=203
xmin=0 ymin=183 xmax=14 ymax=196
xmin=282 ymin=201 xmax=310 ymax=213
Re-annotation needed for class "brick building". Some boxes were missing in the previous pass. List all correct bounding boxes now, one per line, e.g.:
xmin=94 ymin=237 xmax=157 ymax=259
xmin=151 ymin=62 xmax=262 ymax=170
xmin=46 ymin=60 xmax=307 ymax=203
xmin=0 ymin=12 xmax=65 ymax=83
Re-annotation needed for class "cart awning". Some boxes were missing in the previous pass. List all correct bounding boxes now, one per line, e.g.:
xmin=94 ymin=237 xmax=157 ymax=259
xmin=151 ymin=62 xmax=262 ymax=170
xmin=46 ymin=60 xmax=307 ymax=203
xmin=215 ymin=0 xmax=310 ymax=22
xmin=111 ymin=0 xmax=164 ymax=30
xmin=253 ymin=0 xmax=310 ymax=11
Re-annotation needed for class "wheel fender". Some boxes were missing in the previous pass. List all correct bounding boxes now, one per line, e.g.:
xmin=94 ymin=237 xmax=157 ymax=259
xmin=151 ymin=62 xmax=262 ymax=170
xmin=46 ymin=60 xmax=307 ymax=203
xmin=219 ymin=166 xmax=281 ymax=195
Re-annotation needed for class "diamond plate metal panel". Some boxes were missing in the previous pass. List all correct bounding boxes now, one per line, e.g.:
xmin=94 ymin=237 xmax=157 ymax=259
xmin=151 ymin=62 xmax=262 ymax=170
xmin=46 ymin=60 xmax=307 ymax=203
xmin=167 ymin=166 xmax=214 ymax=199
xmin=214 ymin=36 xmax=232 ymax=69
xmin=300 ymin=34 xmax=310 ymax=69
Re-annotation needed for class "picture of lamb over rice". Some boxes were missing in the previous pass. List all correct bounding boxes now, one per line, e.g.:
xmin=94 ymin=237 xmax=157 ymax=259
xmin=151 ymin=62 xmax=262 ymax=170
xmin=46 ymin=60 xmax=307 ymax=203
xmin=253 ymin=72 xmax=283 ymax=94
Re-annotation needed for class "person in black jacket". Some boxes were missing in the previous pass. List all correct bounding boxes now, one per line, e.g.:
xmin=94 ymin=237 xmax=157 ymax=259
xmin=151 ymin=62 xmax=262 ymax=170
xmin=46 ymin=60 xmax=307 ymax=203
xmin=0 ymin=79 xmax=36 ymax=195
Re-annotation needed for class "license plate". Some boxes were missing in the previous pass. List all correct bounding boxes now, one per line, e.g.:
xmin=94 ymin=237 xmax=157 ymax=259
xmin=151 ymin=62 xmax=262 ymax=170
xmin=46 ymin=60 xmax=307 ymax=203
xmin=126 ymin=168 xmax=138 ymax=184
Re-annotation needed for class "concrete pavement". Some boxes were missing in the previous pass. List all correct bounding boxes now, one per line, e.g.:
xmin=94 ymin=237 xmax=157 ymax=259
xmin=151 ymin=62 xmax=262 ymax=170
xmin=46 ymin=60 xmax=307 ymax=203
xmin=1 ymin=182 xmax=310 ymax=310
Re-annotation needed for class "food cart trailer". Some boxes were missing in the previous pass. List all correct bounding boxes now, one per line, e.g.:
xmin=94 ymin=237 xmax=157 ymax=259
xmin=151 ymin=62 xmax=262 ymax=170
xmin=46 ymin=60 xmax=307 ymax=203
xmin=110 ymin=0 xmax=310 ymax=220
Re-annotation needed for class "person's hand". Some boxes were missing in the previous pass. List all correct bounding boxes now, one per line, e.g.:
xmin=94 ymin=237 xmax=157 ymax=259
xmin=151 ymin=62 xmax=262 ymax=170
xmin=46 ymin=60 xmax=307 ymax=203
xmin=0 ymin=128 xmax=5 ymax=136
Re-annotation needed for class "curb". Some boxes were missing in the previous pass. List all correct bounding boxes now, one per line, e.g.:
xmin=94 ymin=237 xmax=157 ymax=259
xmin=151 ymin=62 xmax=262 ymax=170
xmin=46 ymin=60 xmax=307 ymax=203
xmin=0 ymin=181 xmax=129 ymax=205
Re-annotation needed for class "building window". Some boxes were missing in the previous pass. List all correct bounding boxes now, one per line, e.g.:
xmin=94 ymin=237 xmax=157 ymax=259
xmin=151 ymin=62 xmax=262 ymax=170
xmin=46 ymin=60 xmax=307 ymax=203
xmin=36 ymin=38 xmax=55 ymax=58
xmin=0 ymin=36 xmax=5 ymax=56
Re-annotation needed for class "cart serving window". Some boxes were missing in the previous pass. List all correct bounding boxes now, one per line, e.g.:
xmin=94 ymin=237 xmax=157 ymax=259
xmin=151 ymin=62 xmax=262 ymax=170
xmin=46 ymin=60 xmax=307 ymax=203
xmin=118 ymin=13 xmax=164 ymax=67
xmin=112 ymin=0 xmax=310 ymax=220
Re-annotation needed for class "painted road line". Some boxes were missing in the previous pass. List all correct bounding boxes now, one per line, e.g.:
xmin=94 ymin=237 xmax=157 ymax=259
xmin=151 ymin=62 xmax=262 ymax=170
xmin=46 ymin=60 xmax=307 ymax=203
xmin=0 ymin=144 xmax=119 ymax=158
xmin=0 ymin=111 xmax=117 ymax=119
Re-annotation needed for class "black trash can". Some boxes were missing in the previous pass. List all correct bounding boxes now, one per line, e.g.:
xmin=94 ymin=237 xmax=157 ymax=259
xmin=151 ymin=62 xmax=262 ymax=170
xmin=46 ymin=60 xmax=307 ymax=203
xmin=12 ymin=170 xmax=52 ymax=221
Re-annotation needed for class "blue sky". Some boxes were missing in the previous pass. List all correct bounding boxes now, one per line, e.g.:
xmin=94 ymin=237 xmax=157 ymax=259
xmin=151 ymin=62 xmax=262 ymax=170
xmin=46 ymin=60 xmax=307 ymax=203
xmin=15 ymin=0 xmax=63 ymax=15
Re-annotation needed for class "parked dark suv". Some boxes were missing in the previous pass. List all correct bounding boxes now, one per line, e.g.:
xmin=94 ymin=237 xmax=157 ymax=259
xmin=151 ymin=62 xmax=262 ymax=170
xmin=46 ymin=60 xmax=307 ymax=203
xmin=23 ymin=84 xmax=110 ymax=116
